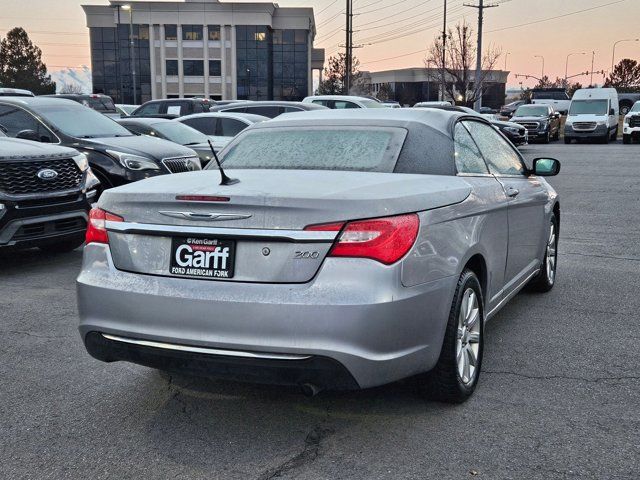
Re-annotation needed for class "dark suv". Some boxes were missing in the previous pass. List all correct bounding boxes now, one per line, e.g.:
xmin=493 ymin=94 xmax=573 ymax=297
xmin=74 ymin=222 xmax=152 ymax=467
xmin=43 ymin=94 xmax=118 ymax=117
xmin=0 ymin=133 xmax=98 ymax=252
xmin=510 ymin=104 xmax=561 ymax=143
xmin=0 ymin=97 xmax=200 ymax=194
xmin=131 ymin=98 xmax=214 ymax=118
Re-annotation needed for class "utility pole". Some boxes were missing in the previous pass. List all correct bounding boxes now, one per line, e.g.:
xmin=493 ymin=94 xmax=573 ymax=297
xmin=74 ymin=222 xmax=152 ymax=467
xmin=441 ymin=0 xmax=447 ymax=101
xmin=345 ymin=0 xmax=353 ymax=94
xmin=590 ymin=51 xmax=595 ymax=86
xmin=465 ymin=0 xmax=497 ymax=110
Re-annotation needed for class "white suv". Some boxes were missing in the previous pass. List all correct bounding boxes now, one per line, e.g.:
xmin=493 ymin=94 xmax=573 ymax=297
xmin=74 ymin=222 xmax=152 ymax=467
xmin=623 ymin=101 xmax=640 ymax=144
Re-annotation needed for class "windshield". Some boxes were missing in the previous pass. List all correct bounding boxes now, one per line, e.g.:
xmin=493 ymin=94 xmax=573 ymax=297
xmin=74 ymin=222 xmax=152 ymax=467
xmin=569 ymin=100 xmax=608 ymax=115
xmin=33 ymin=103 xmax=134 ymax=138
xmin=117 ymin=105 xmax=137 ymax=115
xmin=152 ymin=122 xmax=208 ymax=145
xmin=514 ymin=105 xmax=548 ymax=117
xmin=630 ymin=102 xmax=640 ymax=113
xmin=214 ymin=127 xmax=405 ymax=172
xmin=85 ymin=96 xmax=116 ymax=112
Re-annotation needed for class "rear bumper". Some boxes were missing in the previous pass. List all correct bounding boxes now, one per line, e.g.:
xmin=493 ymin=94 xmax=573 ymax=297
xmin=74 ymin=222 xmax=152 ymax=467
xmin=84 ymin=332 xmax=359 ymax=390
xmin=77 ymin=244 xmax=457 ymax=389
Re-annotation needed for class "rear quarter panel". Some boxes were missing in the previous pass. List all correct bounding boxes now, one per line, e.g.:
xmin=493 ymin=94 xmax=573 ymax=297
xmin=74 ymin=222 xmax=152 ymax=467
xmin=401 ymin=182 xmax=510 ymax=310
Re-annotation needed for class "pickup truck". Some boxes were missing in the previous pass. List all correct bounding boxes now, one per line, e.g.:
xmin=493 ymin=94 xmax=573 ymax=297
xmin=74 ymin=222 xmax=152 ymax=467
xmin=530 ymin=88 xmax=571 ymax=115
xmin=618 ymin=93 xmax=640 ymax=115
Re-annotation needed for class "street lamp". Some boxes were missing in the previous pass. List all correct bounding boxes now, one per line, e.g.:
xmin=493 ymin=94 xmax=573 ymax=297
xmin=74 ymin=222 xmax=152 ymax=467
xmin=121 ymin=4 xmax=137 ymax=105
xmin=534 ymin=55 xmax=544 ymax=78
xmin=565 ymin=52 xmax=586 ymax=82
xmin=504 ymin=52 xmax=510 ymax=71
xmin=612 ymin=38 xmax=639 ymax=71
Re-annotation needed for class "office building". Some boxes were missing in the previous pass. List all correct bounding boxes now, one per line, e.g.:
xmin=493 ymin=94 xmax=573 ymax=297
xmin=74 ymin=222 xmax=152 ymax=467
xmin=82 ymin=0 xmax=325 ymax=103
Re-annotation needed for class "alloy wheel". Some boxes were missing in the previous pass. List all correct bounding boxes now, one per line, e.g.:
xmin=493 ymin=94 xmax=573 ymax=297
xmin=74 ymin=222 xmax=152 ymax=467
xmin=546 ymin=223 xmax=557 ymax=284
xmin=456 ymin=288 xmax=481 ymax=385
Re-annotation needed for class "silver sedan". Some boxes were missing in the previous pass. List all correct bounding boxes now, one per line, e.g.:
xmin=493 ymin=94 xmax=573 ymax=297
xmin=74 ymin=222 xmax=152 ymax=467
xmin=77 ymin=109 xmax=560 ymax=402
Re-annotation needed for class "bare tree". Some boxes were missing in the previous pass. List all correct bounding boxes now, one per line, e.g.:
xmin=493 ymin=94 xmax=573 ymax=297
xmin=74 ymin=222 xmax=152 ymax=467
xmin=59 ymin=82 xmax=84 ymax=94
xmin=424 ymin=21 xmax=501 ymax=106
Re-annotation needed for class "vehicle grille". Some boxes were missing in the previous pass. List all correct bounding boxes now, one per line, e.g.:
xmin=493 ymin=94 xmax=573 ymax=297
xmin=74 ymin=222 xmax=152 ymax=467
xmin=13 ymin=217 xmax=86 ymax=240
xmin=629 ymin=116 xmax=640 ymax=128
xmin=0 ymin=158 xmax=82 ymax=195
xmin=516 ymin=121 xmax=540 ymax=131
xmin=572 ymin=122 xmax=597 ymax=132
xmin=161 ymin=156 xmax=201 ymax=174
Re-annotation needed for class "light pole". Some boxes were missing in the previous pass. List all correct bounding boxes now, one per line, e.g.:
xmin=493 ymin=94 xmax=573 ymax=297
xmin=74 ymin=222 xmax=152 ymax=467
xmin=612 ymin=38 xmax=639 ymax=71
xmin=504 ymin=52 xmax=510 ymax=71
xmin=590 ymin=51 xmax=595 ymax=86
xmin=121 ymin=5 xmax=136 ymax=105
xmin=565 ymin=52 xmax=586 ymax=83
xmin=534 ymin=55 xmax=544 ymax=78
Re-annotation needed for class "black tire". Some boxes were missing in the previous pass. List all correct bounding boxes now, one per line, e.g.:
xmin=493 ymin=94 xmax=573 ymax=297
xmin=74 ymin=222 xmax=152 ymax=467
xmin=623 ymin=134 xmax=631 ymax=144
xmin=553 ymin=128 xmax=560 ymax=141
xmin=420 ymin=269 xmax=484 ymax=403
xmin=542 ymin=131 xmax=550 ymax=144
xmin=527 ymin=214 xmax=558 ymax=293
xmin=40 ymin=238 xmax=85 ymax=253
xmin=611 ymin=126 xmax=618 ymax=141
xmin=620 ymin=103 xmax=632 ymax=115
xmin=564 ymin=137 xmax=572 ymax=144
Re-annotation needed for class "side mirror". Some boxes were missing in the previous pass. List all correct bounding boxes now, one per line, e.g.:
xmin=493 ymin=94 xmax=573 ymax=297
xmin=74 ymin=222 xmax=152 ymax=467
xmin=16 ymin=129 xmax=41 ymax=142
xmin=609 ymin=108 xmax=615 ymax=116
xmin=532 ymin=157 xmax=561 ymax=176
xmin=554 ymin=112 xmax=561 ymax=118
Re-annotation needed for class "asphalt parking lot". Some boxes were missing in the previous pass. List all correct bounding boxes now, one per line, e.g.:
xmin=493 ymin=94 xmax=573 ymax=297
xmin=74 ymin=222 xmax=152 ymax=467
xmin=1 ymin=140 xmax=639 ymax=479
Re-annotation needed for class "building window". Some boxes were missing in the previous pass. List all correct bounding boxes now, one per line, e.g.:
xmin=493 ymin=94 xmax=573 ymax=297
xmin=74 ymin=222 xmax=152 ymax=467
xmin=271 ymin=29 xmax=308 ymax=101
xmin=165 ymin=25 xmax=177 ymax=40
xmin=208 ymin=25 xmax=221 ymax=41
xmin=166 ymin=59 xmax=178 ymax=76
xmin=183 ymin=60 xmax=204 ymax=76
xmin=209 ymin=60 xmax=221 ymax=76
xmin=182 ymin=25 xmax=203 ymax=41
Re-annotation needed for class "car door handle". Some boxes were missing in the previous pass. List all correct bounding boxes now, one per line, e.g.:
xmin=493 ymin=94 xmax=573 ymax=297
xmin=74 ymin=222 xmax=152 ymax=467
xmin=506 ymin=187 xmax=520 ymax=198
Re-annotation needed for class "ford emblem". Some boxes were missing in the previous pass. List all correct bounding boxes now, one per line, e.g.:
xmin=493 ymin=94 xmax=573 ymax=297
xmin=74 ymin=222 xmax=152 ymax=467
xmin=37 ymin=168 xmax=59 ymax=181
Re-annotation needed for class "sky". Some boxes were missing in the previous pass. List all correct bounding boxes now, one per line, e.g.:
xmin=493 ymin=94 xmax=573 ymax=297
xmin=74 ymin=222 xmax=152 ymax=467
xmin=1 ymin=0 xmax=639 ymax=89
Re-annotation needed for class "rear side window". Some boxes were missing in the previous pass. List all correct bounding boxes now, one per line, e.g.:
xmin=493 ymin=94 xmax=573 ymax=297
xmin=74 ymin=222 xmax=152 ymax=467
xmin=244 ymin=106 xmax=283 ymax=118
xmin=0 ymin=104 xmax=56 ymax=142
xmin=453 ymin=123 xmax=489 ymax=174
xmin=217 ymin=118 xmax=246 ymax=137
xmin=218 ymin=127 xmax=406 ymax=172
xmin=333 ymin=101 xmax=359 ymax=109
xmin=311 ymin=100 xmax=328 ymax=107
xmin=181 ymin=117 xmax=217 ymax=135
xmin=464 ymin=121 xmax=526 ymax=176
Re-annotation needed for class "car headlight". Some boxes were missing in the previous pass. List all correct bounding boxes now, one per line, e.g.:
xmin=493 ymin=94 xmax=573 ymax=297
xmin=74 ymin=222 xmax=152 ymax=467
xmin=596 ymin=120 xmax=606 ymax=126
xmin=539 ymin=122 xmax=548 ymax=130
xmin=504 ymin=127 xmax=520 ymax=134
xmin=72 ymin=153 xmax=89 ymax=171
xmin=106 ymin=150 xmax=160 ymax=171
xmin=624 ymin=117 xmax=630 ymax=125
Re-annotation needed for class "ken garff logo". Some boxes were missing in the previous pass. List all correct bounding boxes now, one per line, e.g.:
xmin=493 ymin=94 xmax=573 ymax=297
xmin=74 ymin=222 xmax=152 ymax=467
xmin=36 ymin=168 xmax=59 ymax=181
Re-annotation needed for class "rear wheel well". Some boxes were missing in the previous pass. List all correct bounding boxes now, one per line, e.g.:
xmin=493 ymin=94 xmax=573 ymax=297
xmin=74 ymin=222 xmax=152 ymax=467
xmin=464 ymin=254 xmax=487 ymax=302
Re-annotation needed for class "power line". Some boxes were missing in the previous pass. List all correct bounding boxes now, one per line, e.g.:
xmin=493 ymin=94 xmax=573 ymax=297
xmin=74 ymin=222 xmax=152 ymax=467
xmin=486 ymin=0 xmax=627 ymax=33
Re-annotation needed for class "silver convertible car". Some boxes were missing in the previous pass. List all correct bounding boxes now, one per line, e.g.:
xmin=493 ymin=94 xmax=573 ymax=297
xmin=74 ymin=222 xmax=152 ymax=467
xmin=77 ymin=109 xmax=560 ymax=402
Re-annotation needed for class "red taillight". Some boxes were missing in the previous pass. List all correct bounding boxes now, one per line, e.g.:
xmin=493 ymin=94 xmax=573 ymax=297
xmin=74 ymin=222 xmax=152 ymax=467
xmin=86 ymin=207 xmax=124 ymax=245
xmin=306 ymin=214 xmax=419 ymax=265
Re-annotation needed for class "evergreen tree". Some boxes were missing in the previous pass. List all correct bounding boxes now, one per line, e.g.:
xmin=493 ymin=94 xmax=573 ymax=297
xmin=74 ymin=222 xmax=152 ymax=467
xmin=317 ymin=53 xmax=366 ymax=95
xmin=0 ymin=27 xmax=56 ymax=94
xmin=604 ymin=59 xmax=640 ymax=91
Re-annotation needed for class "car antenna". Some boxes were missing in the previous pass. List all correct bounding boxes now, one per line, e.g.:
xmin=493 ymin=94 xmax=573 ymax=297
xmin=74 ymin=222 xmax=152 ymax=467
xmin=207 ymin=140 xmax=239 ymax=186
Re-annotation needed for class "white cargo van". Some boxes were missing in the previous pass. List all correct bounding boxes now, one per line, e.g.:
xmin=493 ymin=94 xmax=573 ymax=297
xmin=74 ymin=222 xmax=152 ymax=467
xmin=564 ymin=88 xmax=619 ymax=144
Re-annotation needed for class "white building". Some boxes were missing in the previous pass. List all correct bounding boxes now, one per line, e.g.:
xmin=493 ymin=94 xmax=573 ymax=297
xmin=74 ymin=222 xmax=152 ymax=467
xmin=82 ymin=0 xmax=325 ymax=104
